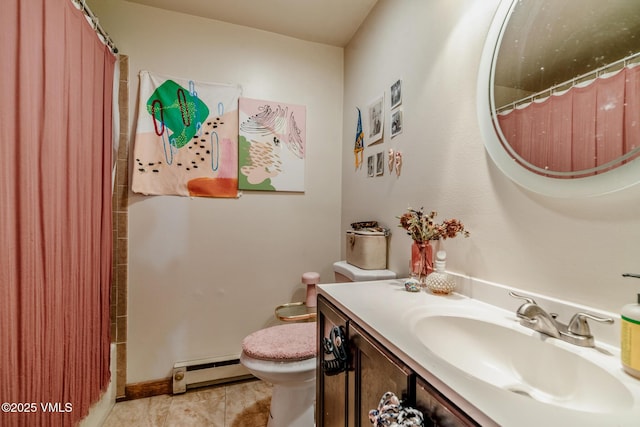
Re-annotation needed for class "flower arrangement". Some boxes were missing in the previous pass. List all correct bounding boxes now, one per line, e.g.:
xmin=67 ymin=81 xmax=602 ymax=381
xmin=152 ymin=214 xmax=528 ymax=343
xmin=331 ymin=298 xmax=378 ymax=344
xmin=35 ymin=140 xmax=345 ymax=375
xmin=398 ymin=207 xmax=469 ymax=243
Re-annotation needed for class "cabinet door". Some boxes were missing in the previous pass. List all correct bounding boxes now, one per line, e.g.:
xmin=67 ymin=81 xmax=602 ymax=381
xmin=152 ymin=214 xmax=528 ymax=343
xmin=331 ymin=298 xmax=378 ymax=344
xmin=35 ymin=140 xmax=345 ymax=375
xmin=415 ymin=377 xmax=480 ymax=427
xmin=348 ymin=323 xmax=414 ymax=427
xmin=317 ymin=296 xmax=349 ymax=427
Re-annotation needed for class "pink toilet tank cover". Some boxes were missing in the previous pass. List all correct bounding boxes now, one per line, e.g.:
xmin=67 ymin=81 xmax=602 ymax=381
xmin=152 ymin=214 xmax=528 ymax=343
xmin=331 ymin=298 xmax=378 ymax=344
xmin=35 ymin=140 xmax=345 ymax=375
xmin=242 ymin=322 xmax=317 ymax=361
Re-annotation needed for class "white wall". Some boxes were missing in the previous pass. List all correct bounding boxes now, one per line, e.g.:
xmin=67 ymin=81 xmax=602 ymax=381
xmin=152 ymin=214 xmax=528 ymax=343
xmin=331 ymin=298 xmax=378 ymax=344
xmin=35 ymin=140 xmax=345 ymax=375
xmin=92 ymin=0 xmax=640 ymax=384
xmin=91 ymin=0 xmax=343 ymax=383
xmin=342 ymin=0 xmax=640 ymax=313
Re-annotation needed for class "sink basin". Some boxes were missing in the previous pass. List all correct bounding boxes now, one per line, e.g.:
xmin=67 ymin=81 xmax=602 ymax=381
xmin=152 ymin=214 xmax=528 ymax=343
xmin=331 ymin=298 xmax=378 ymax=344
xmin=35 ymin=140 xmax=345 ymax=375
xmin=412 ymin=315 xmax=634 ymax=413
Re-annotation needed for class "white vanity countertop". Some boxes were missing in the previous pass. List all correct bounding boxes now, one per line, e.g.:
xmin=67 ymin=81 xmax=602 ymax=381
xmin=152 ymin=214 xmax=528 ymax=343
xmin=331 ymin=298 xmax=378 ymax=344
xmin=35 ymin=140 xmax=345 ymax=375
xmin=317 ymin=279 xmax=640 ymax=427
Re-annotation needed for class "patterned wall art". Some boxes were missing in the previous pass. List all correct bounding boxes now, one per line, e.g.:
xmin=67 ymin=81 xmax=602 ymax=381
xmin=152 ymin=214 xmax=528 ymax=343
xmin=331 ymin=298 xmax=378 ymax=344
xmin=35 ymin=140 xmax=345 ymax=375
xmin=238 ymin=97 xmax=306 ymax=192
xmin=132 ymin=71 xmax=242 ymax=198
xmin=354 ymin=108 xmax=365 ymax=170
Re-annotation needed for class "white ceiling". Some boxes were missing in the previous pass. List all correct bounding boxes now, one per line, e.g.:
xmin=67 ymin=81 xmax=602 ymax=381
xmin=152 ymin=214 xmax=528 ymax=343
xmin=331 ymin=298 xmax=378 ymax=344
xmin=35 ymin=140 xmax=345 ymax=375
xmin=126 ymin=0 xmax=379 ymax=47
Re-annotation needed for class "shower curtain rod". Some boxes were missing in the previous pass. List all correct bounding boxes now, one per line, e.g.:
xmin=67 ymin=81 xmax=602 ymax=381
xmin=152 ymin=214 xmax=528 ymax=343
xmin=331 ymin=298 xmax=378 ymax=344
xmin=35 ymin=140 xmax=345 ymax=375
xmin=71 ymin=0 xmax=118 ymax=54
xmin=497 ymin=51 xmax=640 ymax=113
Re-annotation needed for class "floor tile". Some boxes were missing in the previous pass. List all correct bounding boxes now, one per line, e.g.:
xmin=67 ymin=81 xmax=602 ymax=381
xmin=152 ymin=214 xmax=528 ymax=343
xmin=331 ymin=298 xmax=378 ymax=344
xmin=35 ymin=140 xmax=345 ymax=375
xmin=102 ymin=379 xmax=271 ymax=427
xmin=225 ymin=381 xmax=272 ymax=427
xmin=102 ymin=394 xmax=172 ymax=427
xmin=165 ymin=387 xmax=226 ymax=427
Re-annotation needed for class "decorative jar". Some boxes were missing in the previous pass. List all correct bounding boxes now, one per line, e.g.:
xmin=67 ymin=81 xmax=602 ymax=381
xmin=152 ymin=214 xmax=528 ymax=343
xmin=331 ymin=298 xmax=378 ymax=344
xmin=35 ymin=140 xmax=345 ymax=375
xmin=410 ymin=241 xmax=433 ymax=284
xmin=425 ymin=250 xmax=456 ymax=295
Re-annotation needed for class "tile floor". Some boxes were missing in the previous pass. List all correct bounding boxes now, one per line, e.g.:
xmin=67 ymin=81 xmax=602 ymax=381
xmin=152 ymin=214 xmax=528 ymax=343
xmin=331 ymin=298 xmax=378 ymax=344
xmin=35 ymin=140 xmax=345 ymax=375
xmin=102 ymin=379 xmax=272 ymax=427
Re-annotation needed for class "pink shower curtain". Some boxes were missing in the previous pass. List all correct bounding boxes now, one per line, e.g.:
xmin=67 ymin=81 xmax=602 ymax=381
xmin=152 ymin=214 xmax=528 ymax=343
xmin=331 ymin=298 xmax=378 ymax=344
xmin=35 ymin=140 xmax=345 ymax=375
xmin=497 ymin=66 xmax=639 ymax=177
xmin=625 ymin=66 xmax=640 ymax=156
xmin=1 ymin=1 xmax=115 ymax=426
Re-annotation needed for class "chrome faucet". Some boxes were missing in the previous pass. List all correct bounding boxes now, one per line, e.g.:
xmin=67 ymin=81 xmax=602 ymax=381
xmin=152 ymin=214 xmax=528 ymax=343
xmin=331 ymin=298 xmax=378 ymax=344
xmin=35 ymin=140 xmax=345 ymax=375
xmin=509 ymin=292 xmax=614 ymax=348
xmin=511 ymin=293 xmax=561 ymax=338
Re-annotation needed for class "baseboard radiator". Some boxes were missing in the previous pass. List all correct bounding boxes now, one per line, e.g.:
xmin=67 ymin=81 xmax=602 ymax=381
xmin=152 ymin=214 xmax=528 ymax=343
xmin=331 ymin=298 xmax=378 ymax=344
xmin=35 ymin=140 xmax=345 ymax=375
xmin=172 ymin=354 xmax=252 ymax=394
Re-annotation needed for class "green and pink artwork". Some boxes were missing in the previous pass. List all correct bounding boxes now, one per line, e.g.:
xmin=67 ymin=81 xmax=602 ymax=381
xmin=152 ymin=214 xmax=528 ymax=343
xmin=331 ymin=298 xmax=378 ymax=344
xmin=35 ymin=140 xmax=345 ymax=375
xmin=132 ymin=71 xmax=242 ymax=197
xmin=238 ymin=97 xmax=306 ymax=192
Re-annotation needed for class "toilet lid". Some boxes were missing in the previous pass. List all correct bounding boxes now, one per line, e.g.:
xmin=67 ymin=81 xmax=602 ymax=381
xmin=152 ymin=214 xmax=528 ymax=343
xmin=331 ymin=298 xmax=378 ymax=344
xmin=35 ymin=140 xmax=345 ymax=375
xmin=242 ymin=322 xmax=317 ymax=362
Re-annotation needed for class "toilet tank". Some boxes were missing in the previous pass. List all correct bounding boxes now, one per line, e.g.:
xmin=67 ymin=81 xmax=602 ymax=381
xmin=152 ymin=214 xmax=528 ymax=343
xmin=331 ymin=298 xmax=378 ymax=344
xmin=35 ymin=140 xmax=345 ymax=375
xmin=332 ymin=261 xmax=396 ymax=283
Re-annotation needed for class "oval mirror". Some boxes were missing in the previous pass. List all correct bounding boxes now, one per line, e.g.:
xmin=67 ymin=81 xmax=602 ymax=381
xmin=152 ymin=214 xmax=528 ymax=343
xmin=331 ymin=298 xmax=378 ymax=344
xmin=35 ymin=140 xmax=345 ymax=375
xmin=478 ymin=0 xmax=640 ymax=197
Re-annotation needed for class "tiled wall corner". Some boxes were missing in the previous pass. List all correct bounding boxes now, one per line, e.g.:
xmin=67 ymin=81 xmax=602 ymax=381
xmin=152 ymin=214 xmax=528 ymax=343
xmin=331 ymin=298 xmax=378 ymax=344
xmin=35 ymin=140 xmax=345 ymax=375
xmin=111 ymin=54 xmax=129 ymax=399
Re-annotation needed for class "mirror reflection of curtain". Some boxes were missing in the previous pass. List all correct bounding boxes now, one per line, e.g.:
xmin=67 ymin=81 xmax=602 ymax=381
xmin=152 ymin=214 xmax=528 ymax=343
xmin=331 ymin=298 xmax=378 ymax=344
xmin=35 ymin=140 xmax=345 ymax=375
xmin=626 ymin=66 xmax=640 ymax=156
xmin=1 ymin=1 xmax=115 ymax=426
xmin=497 ymin=65 xmax=640 ymax=177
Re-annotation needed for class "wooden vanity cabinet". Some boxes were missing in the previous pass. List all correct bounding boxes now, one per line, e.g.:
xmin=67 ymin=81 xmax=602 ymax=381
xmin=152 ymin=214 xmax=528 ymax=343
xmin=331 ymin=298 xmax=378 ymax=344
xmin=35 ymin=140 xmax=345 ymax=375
xmin=348 ymin=322 xmax=414 ymax=426
xmin=317 ymin=296 xmax=349 ymax=427
xmin=415 ymin=377 xmax=479 ymax=427
xmin=317 ymin=294 xmax=481 ymax=427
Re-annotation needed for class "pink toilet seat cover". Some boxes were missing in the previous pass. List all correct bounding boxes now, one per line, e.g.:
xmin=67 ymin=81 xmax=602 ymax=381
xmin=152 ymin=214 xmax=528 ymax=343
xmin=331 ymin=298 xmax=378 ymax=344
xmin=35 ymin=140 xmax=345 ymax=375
xmin=242 ymin=322 xmax=317 ymax=362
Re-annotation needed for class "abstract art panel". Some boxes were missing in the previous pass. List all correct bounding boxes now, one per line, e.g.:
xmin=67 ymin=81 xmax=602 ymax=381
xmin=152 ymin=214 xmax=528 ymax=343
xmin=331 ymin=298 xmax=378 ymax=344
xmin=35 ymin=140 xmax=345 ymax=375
xmin=238 ymin=97 xmax=306 ymax=192
xmin=132 ymin=71 xmax=242 ymax=197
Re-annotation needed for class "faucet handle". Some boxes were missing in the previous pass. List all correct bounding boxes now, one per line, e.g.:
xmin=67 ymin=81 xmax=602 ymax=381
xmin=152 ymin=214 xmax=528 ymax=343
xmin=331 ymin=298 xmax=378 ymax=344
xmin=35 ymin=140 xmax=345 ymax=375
xmin=509 ymin=291 xmax=537 ymax=305
xmin=567 ymin=312 xmax=614 ymax=336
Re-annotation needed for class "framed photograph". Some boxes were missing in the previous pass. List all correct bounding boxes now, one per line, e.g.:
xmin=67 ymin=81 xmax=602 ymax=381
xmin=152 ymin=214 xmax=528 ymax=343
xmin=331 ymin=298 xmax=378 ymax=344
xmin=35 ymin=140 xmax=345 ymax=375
xmin=390 ymin=79 xmax=402 ymax=109
xmin=376 ymin=151 xmax=385 ymax=176
xmin=366 ymin=94 xmax=384 ymax=146
xmin=367 ymin=155 xmax=375 ymax=177
xmin=391 ymin=108 xmax=403 ymax=138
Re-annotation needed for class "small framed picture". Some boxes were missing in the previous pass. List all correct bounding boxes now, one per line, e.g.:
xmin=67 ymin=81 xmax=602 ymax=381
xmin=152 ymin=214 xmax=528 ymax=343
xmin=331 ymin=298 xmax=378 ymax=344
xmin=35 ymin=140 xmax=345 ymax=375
xmin=367 ymin=155 xmax=375 ymax=177
xmin=367 ymin=94 xmax=384 ymax=146
xmin=390 ymin=79 xmax=402 ymax=109
xmin=376 ymin=151 xmax=385 ymax=176
xmin=391 ymin=108 xmax=403 ymax=138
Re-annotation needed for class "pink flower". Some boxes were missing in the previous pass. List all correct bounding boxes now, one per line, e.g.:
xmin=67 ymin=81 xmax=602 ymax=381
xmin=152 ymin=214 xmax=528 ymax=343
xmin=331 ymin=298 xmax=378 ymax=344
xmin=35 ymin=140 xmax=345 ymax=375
xmin=397 ymin=207 xmax=469 ymax=242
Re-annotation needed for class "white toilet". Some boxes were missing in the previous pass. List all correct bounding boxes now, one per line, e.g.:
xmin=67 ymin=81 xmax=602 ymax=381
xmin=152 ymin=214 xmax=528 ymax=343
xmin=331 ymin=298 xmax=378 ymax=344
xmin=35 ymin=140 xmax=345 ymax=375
xmin=240 ymin=322 xmax=317 ymax=427
xmin=240 ymin=265 xmax=396 ymax=427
